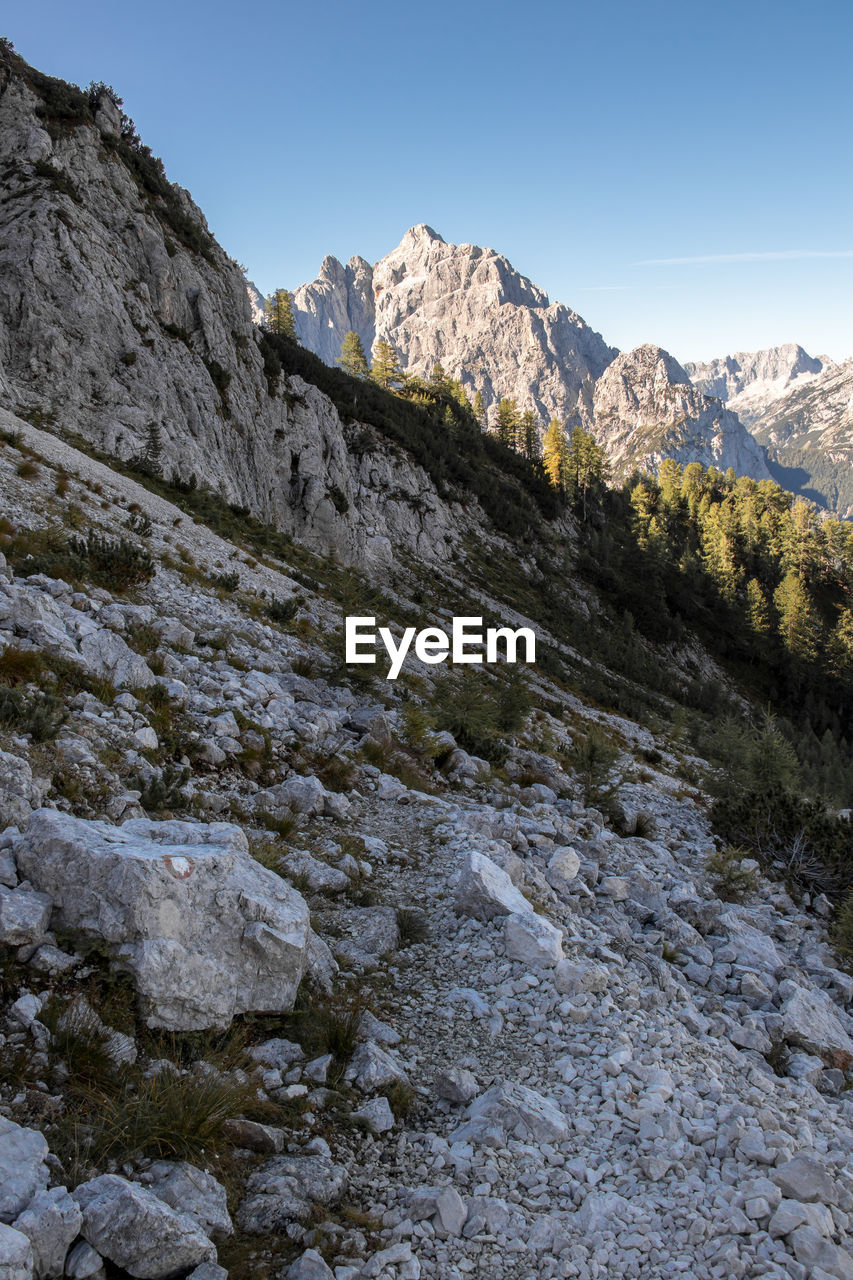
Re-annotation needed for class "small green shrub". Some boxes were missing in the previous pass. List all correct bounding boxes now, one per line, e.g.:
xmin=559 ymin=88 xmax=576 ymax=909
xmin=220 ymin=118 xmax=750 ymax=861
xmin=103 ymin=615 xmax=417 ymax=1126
xmin=0 ymin=687 xmax=66 ymax=740
xmin=396 ymin=907 xmax=428 ymax=947
xmin=212 ymin=570 xmax=240 ymax=592
xmin=267 ymin=596 xmax=299 ymax=624
xmin=135 ymin=766 xmax=189 ymax=814
xmin=831 ymin=894 xmax=853 ymax=968
xmin=706 ymin=845 xmax=760 ymax=903
xmin=92 ymin=1066 xmax=256 ymax=1162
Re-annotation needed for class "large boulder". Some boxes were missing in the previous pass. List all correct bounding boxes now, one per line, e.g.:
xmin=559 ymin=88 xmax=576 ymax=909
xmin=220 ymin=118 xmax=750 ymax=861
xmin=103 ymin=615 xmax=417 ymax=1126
xmin=450 ymin=1081 xmax=569 ymax=1146
xmin=0 ymin=1223 xmax=34 ymax=1280
xmin=0 ymin=750 xmax=48 ymax=830
xmin=15 ymin=810 xmax=311 ymax=1030
xmin=0 ymin=885 xmax=52 ymax=946
xmin=455 ymin=851 xmax=530 ymax=921
xmin=237 ymin=1154 xmax=347 ymax=1235
xmin=134 ymin=1163 xmax=231 ymax=1243
xmin=0 ymin=1118 xmax=50 ymax=1223
xmin=780 ymin=987 xmax=853 ymax=1068
xmin=73 ymin=1176 xmax=215 ymax=1279
xmin=13 ymin=1187 xmax=82 ymax=1280
xmin=504 ymin=911 xmax=563 ymax=968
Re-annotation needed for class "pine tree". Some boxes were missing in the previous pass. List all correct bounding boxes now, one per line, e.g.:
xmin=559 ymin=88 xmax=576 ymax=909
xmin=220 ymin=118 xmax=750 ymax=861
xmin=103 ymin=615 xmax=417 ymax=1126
xmin=519 ymin=409 xmax=541 ymax=463
xmin=370 ymin=339 xmax=403 ymax=390
xmin=430 ymin=362 xmax=448 ymax=388
xmin=774 ymin=570 xmax=821 ymax=661
xmin=136 ymin=421 xmax=162 ymax=477
xmin=265 ymin=289 xmax=297 ymax=340
xmin=567 ymin=425 xmax=608 ymax=520
xmin=543 ymin=419 xmax=569 ymax=490
xmin=745 ymin=578 xmax=771 ymax=636
xmin=829 ymin=608 xmax=853 ymax=681
xmin=495 ymin=397 xmax=520 ymax=449
xmin=473 ymin=389 xmax=486 ymax=428
xmin=338 ymin=330 xmax=369 ymax=378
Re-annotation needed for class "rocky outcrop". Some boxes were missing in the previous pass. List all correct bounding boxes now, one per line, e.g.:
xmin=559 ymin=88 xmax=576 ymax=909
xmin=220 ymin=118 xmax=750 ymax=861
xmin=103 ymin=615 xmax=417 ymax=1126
xmin=0 ymin=65 xmax=472 ymax=572
xmin=291 ymin=225 xmax=616 ymax=423
xmin=292 ymin=254 xmax=375 ymax=368
xmin=590 ymin=345 xmax=772 ymax=479
xmin=14 ymin=809 xmax=312 ymax=1029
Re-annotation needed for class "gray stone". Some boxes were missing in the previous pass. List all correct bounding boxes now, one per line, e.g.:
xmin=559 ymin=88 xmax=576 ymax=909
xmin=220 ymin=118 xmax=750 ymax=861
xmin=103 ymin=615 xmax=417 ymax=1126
xmin=450 ymin=1081 xmax=569 ymax=1145
xmin=351 ymin=1096 xmax=395 ymax=1133
xmin=454 ymin=851 xmax=530 ymax=921
xmin=72 ymin=1175 xmax=215 ymax=1278
xmin=0 ymin=1119 xmax=50 ymax=1224
xmin=781 ymin=986 xmax=853 ymax=1065
xmin=503 ymin=910 xmax=563 ymax=968
xmin=0 ymin=1224 xmax=34 ymax=1280
xmin=78 ymin=629 xmax=155 ymax=689
xmin=136 ymin=1162 xmax=231 ymax=1242
xmin=13 ymin=1187 xmax=81 ymax=1279
xmin=63 ymin=1241 xmax=104 ymax=1279
xmin=236 ymin=1155 xmax=346 ymax=1235
xmin=15 ymin=810 xmax=311 ymax=1030
xmin=434 ymin=1066 xmax=479 ymax=1104
xmin=344 ymin=1041 xmax=409 ymax=1092
xmin=0 ymin=751 xmax=47 ymax=829
xmin=773 ymin=1156 xmax=839 ymax=1206
xmin=286 ymin=1250 xmax=336 ymax=1280
xmin=0 ymin=886 xmax=52 ymax=946
xmin=553 ymin=958 xmax=609 ymax=996
xmin=790 ymin=1225 xmax=853 ymax=1279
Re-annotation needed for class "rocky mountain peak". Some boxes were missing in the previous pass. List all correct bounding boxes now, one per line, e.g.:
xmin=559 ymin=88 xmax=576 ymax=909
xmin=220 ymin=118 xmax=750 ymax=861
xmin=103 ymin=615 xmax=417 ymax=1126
xmin=291 ymin=227 xmax=616 ymax=424
xmin=591 ymin=344 xmax=771 ymax=480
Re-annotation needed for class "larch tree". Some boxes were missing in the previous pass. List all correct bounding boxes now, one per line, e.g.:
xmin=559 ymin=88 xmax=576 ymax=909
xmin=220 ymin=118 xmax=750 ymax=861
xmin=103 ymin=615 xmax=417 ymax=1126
xmin=519 ymin=409 xmax=541 ymax=463
xmin=495 ymin=397 xmax=520 ymax=449
xmin=265 ymin=288 xmax=297 ymax=340
xmin=338 ymin=330 xmax=369 ymax=378
xmin=370 ymin=339 xmax=403 ymax=389
xmin=543 ymin=419 xmax=569 ymax=490
xmin=473 ymin=389 xmax=487 ymax=428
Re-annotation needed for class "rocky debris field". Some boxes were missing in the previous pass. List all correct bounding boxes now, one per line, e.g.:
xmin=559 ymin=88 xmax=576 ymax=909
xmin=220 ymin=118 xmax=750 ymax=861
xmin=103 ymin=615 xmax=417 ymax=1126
xmin=1 ymin=423 xmax=853 ymax=1280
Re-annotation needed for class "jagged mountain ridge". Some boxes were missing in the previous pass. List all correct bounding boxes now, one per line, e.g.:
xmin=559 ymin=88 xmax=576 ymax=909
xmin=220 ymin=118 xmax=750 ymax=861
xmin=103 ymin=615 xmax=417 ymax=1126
xmin=686 ymin=344 xmax=831 ymax=428
xmin=591 ymin=345 xmax=772 ymax=481
xmin=686 ymin=344 xmax=853 ymax=516
xmin=291 ymin=224 xmax=618 ymax=426
xmin=288 ymin=228 xmax=771 ymax=483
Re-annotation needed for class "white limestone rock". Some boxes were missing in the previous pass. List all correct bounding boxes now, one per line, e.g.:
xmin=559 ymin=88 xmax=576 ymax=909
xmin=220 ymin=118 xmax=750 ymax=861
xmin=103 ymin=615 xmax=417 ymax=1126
xmin=236 ymin=1155 xmax=346 ymax=1235
xmin=591 ymin=345 xmax=771 ymax=481
xmin=0 ymin=885 xmax=52 ymax=946
xmin=0 ymin=1224 xmax=34 ymax=1280
xmin=454 ymin=851 xmax=530 ymax=921
xmin=12 ymin=1187 xmax=82 ymax=1280
xmin=72 ymin=1175 xmax=215 ymax=1278
xmin=780 ymin=986 xmax=853 ymax=1065
xmin=503 ymin=910 xmax=563 ymax=968
xmin=450 ymin=1081 xmax=569 ymax=1145
xmin=15 ymin=809 xmax=311 ymax=1030
xmin=135 ymin=1163 xmax=231 ymax=1242
xmin=0 ymin=751 xmax=48 ymax=830
xmin=0 ymin=1119 xmax=50 ymax=1224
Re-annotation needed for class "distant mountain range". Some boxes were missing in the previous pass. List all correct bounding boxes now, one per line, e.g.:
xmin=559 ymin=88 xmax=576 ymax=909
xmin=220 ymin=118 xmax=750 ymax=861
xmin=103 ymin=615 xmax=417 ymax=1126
xmin=250 ymin=231 xmax=850 ymax=516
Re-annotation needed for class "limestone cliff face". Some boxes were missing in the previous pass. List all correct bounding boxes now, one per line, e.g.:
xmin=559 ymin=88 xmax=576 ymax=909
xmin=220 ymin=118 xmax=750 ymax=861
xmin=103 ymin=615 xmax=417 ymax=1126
xmin=0 ymin=56 xmax=471 ymax=571
xmin=685 ymin=344 xmax=829 ymax=428
xmin=291 ymin=225 xmax=617 ymax=423
xmin=590 ymin=346 xmax=771 ymax=480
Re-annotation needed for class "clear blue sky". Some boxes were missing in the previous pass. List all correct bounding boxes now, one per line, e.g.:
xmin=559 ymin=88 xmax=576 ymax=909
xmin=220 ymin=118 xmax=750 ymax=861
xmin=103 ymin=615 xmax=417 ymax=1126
xmin=4 ymin=0 xmax=852 ymax=362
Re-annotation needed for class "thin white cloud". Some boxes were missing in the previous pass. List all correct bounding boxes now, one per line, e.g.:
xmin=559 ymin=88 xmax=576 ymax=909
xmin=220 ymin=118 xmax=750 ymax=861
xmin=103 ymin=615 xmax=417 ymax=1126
xmin=637 ymin=249 xmax=853 ymax=266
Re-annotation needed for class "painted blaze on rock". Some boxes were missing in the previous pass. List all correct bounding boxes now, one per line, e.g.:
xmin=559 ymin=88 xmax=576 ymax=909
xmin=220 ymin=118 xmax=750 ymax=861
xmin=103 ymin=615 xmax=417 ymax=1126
xmin=15 ymin=810 xmax=311 ymax=1031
